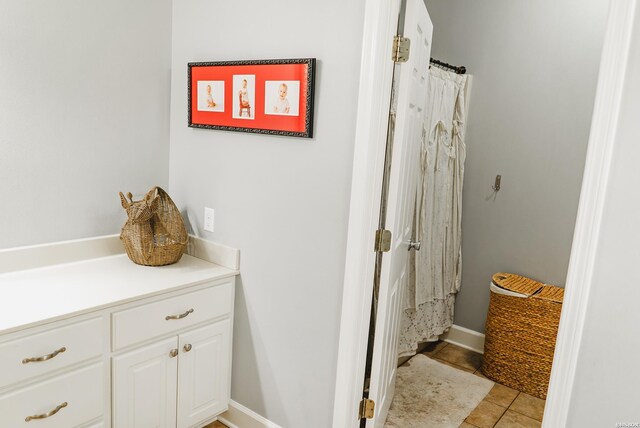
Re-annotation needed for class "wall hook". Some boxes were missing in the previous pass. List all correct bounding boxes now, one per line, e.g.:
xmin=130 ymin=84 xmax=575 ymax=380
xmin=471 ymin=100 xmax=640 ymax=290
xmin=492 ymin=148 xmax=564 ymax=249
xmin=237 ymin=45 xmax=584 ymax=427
xmin=492 ymin=175 xmax=502 ymax=192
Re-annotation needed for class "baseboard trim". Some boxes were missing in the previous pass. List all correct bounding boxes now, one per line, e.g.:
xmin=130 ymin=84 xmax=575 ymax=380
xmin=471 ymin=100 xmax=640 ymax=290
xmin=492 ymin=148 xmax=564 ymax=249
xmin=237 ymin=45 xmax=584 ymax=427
xmin=217 ymin=400 xmax=282 ymax=428
xmin=440 ymin=324 xmax=485 ymax=354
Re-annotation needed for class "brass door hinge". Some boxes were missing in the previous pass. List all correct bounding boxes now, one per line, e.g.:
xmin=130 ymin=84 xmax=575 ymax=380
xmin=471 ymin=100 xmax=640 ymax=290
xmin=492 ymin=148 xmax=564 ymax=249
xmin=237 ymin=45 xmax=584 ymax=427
xmin=375 ymin=229 xmax=392 ymax=253
xmin=358 ymin=398 xmax=375 ymax=419
xmin=392 ymin=36 xmax=410 ymax=63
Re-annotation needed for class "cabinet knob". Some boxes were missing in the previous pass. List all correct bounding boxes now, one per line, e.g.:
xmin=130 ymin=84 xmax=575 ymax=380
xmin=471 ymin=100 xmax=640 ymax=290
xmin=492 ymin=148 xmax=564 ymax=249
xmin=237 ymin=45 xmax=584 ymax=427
xmin=169 ymin=348 xmax=179 ymax=358
xmin=183 ymin=344 xmax=192 ymax=353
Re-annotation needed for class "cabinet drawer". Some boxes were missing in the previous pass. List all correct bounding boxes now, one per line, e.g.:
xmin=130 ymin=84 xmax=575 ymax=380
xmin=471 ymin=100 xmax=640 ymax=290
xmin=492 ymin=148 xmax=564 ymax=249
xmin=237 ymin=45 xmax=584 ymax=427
xmin=0 ymin=362 xmax=104 ymax=427
xmin=0 ymin=317 xmax=104 ymax=389
xmin=112 ymin=281 xmax=233 ymax=351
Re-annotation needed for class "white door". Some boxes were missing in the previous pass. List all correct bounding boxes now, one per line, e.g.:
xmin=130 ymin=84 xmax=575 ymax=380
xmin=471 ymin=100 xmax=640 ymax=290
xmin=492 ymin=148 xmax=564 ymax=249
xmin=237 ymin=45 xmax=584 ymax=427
xmin=366 ymin=0 xmax=433 ymax=426
xmin=112 ymin=337 xmax=178 ymax=428
xmin=177 ymin=320 xmax=231 ymax=428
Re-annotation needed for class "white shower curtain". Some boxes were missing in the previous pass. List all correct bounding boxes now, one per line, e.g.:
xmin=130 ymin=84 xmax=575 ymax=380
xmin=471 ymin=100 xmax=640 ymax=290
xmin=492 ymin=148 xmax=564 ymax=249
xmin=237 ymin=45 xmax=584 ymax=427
xmin=398 ymin=66 xmax=468 ymax=357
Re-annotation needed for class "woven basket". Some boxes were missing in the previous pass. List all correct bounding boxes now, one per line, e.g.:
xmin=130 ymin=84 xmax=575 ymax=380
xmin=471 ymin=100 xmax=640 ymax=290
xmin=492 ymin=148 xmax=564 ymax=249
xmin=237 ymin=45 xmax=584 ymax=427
xmin=119 ymin=187 xmax=188 ymax=266
xmin=481 ymin=272 xmax=564 ymax=399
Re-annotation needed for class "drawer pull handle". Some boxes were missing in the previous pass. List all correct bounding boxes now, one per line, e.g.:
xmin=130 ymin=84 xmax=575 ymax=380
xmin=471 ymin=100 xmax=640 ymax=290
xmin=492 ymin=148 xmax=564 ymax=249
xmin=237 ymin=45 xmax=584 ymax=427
xmin=165 ymin=308 xmax=194 ymax=321
xmin=22 ymin=347 xmax=67 ymax=364
xmin=183 ymin=343 xmax=192 ymax=353
xmin=25 ymin=401 xmax=68 ymax=422
xmin=169 ymin=348 xmax=179 ymax=358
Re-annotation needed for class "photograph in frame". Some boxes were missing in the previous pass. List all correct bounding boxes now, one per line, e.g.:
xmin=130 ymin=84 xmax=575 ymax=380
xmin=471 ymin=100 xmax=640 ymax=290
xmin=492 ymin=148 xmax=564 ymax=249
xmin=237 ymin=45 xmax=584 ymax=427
xmin=264 ymin=80 xmax=300 ymax=117
xmin=197 ymin=80 xmax=225 ymax=112
xmin=232 ymin=75 xmax=256 ymax=120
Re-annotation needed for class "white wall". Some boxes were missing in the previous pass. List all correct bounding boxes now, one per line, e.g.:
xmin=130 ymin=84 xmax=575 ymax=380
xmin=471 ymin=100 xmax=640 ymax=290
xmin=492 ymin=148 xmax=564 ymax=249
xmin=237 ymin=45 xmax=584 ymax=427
xmin=566 ymin=3 xmax=640 ymax=423
xmin=169 ymin=1 xmax=364 ymax=426
xmin=425 ymin=0 xmax=609 ymax=332
xmin=0 ymin=0 xmax=172 ymax=249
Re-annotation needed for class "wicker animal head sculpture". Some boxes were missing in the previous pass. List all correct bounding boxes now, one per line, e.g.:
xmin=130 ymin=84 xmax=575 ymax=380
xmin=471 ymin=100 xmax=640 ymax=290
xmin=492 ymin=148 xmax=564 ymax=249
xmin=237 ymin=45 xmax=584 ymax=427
xmin=119 ymin=187 xmax=188 ymax=266
xmin=119 ymin=191 xmax=159 ymax=225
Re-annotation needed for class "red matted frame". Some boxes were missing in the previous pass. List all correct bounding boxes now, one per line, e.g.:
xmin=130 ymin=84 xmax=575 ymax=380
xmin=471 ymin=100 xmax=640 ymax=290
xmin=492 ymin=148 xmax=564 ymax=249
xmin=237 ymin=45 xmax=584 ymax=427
xmin=188 ymin=58 xmax=315 ymax=138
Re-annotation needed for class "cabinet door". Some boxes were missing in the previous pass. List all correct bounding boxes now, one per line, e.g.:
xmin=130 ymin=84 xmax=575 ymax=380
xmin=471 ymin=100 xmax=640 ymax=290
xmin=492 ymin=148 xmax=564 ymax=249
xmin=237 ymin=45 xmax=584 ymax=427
xmin=177 ymin=320 xmax=231 ymax=428
xmin=112 ymin=337 xmax=178 ymax=428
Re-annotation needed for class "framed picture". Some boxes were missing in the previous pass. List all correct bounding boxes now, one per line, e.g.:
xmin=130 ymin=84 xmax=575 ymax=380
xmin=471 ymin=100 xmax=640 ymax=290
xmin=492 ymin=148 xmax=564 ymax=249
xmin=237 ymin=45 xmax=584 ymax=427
xmin=188 ymin=58 xmax=316 ymax=138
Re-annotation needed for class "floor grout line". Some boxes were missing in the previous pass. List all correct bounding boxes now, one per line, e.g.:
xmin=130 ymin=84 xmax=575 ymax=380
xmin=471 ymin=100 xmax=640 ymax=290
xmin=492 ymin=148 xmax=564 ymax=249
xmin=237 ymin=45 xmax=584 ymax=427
xmin=493 ymin=410 xmax=507 ymax=427
xmin=430 ymin=342 xmax=449 ymax=358
xmin=504 ymin=406 xmax=544 ymax=422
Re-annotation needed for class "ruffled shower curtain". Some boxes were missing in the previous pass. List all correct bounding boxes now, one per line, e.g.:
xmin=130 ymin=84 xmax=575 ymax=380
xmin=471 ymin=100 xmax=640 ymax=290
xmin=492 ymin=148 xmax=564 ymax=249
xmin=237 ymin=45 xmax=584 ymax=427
xmin=398 ymin=67 xmax=468 ymax=357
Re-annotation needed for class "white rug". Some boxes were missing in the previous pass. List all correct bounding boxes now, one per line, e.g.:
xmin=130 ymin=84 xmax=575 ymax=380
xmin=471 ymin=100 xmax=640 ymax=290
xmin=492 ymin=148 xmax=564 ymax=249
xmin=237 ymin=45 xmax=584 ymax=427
xmin=385 ymin=354 xmax=494 ymax=428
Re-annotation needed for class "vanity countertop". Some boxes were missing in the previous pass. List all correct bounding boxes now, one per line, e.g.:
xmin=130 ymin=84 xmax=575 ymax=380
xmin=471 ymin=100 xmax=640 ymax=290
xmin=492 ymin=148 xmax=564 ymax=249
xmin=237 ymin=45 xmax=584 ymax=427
xmin=0 ymin=235 xmax=239 ymax=335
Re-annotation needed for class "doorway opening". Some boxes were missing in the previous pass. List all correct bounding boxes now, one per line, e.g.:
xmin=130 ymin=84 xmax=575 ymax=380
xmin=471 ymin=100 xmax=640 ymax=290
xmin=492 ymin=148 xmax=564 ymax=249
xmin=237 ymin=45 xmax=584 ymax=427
xmin=334 ymin=0 xmax=617 ymax=425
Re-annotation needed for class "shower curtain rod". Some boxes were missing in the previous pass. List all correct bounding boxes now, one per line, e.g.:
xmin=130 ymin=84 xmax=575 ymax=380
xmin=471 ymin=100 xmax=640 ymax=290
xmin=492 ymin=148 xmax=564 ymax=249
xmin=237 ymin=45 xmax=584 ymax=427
xmin=429 ymin=58 xmax=467 ymax=75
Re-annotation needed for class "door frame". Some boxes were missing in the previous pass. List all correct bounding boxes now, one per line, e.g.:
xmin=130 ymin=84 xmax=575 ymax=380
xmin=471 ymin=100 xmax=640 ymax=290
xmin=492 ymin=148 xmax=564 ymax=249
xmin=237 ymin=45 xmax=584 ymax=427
xmin=542 ymin=0 xmax=637 ymax=425
xmin=333 ymin=0 xmax=636 ymax=427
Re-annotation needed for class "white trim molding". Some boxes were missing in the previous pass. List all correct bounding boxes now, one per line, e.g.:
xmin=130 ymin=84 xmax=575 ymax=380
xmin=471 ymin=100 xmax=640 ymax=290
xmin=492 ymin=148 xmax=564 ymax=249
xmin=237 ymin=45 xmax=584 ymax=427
xmin=217 ymin=400 xmax=282 ymax=428
xmin=440 ymin=325 xmax=485 ymax=355
xmin=332 ymin=1 xmax=401 ymax=427
xmin=543 ymin=0 xmax=638 ymax=426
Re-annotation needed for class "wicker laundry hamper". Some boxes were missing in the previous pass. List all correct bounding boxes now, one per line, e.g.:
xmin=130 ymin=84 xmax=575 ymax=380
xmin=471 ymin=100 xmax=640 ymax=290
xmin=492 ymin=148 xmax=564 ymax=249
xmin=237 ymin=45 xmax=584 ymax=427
xmin=481 ymin=273 xmax=564 ymax=399
xmin=119 ymin=187 xmax=188 ymax=266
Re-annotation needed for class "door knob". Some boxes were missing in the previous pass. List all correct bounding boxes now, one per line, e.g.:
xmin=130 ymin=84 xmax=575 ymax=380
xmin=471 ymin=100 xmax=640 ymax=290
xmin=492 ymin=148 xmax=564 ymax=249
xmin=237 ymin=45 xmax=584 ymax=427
xmin=408 ymin=240 xmax=421 ymax=251
xmin=183 ymin=344 xmax=192 ymax=353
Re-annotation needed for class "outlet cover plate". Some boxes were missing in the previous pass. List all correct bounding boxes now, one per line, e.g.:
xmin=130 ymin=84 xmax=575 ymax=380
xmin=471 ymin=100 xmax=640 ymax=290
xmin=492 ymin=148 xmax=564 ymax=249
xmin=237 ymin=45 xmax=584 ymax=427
xmin=204 ymin=207 xmax=214 ymax=232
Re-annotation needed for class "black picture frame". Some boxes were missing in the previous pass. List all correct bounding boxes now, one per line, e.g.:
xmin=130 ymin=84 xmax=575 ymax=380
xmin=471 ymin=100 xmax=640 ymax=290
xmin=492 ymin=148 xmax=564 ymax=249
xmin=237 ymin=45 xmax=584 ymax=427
xmin=188 ymin=58 xmax=316 ymax=138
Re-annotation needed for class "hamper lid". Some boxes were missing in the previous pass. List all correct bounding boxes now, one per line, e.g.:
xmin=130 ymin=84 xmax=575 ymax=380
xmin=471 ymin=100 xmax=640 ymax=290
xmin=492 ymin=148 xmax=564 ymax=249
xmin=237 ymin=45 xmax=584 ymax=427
xmin=491 ymin=272 xmax=564 ymax=303
xmin=491 ymin=272 xmax=544 ymax=297
xmin=532 ymin=285 xmax=564 ymax=304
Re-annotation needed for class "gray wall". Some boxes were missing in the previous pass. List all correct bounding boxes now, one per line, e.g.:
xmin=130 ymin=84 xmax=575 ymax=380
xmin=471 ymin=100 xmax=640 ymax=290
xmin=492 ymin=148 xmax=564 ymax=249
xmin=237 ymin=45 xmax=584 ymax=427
xmin=567 ymin=4 xmax=640 ymax=423
xmin=169 ymin=1 xmax=364 ymax=426
xmin=0 ymin=0 xmax=172 ymax=249
xmin=425 ymin=0 xmax=609 ymax=332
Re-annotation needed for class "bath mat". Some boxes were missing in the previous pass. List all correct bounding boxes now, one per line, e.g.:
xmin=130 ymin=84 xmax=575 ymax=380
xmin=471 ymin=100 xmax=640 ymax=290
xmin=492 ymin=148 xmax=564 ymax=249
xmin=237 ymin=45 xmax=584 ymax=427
xmin=385 ymin=354 xmax=494 ymax=428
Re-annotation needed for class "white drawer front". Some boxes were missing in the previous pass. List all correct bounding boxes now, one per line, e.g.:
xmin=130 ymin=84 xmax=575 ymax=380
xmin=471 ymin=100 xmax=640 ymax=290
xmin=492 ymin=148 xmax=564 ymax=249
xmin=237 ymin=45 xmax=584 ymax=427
xmin=0 ymin=317 xmax=104 ymax=389
xmin=0 ymin=362 xmax=104 ymax=427
xmin=112 ymin=280 xmax=233 ymax=351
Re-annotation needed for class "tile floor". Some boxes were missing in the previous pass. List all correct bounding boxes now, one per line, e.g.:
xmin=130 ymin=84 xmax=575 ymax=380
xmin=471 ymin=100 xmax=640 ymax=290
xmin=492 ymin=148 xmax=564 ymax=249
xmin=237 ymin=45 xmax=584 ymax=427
xmin=205 ymin=341 xmax=545 ymax=428
xmin=421 ymin=341 xmax=546 ymax=428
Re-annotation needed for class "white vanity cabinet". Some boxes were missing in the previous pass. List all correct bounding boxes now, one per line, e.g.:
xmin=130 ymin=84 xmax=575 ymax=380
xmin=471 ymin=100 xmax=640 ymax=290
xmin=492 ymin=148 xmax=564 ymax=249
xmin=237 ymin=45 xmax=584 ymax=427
xmin=112 ymin=280 xmax=233 ymax=428
xmin=0 ymin=317 xmax=108 ymax=427
xmin=0 ymin=235 xmax=239 ymax=428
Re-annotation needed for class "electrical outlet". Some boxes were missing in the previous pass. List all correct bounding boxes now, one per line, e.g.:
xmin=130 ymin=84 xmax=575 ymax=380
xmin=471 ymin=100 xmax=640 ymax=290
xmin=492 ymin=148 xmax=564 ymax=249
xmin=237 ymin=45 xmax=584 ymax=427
xmin=204 ymin=207 xmax=214 ymax=232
